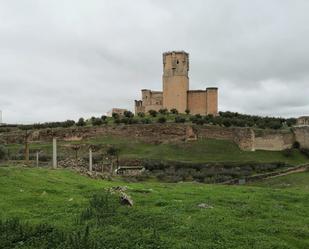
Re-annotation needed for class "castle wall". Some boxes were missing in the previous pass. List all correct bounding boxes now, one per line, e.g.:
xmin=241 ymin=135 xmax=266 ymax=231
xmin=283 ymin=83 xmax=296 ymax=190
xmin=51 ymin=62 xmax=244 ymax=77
xmin=141 ymin=90 xmax=163 ymax=112
xmin=206 ymin=88 xmax=218 ymax=115
xmin=187 ymin=90 xmax=207 ymax=115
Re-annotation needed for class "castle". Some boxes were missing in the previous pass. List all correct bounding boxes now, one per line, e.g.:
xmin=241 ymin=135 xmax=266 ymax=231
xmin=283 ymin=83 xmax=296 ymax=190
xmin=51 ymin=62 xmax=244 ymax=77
xmin=135 ymin=51 xmax=218 ymax=115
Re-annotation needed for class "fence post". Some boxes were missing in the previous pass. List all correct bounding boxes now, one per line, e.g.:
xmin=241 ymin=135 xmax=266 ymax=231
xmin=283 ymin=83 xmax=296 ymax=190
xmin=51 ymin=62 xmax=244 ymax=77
xmin=89 ymin=148 xmax=93 ymax=172
xmin=53 ymin=138 xmax=57 ymax=169
xmin=36 ymin=151 xmax=39 ymax=167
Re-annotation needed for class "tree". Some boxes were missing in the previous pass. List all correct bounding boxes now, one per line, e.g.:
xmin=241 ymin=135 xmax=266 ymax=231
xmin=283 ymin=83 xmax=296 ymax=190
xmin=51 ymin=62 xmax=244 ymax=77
xmin=170 ymin=108 xmax=178 ymax=114
xmin=101 ymin=115 xmax=107 ymax=121
xmin=76 ymin=118 xmax=86 ymax=127
xmin=112 ymin=113 xmax=119 ymax=119
xmin=92 ymin=118 xmax=103 ymax=126
xmin=185 ymin=109 xmax=190 ymax=115
xmin=124 ymin=111 xmax=134 ymax=118
xmin=148 ymin=110 xmax=157 ymax=117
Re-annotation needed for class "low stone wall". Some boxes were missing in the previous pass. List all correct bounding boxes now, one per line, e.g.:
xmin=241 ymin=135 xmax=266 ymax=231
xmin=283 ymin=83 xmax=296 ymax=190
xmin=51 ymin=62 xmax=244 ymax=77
xmin=253 ymin=129 xmax=295 ymax=151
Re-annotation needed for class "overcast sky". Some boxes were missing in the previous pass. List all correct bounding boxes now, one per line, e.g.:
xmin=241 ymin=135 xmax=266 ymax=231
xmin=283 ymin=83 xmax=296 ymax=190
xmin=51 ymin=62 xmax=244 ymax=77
xmin=0 ymin=0 xmax=308 ymax=124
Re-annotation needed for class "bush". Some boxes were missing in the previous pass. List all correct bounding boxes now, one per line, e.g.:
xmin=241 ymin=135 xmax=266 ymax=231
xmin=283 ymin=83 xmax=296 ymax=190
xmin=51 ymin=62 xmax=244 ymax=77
xmin=124 ymin=111 xmax=134 ymax=118
xmin=101 ymin=115 xmax=107 ymax=121
xmin=282 ymin=148 xmax=293 ymax=157
xmin=92 ymin=118 xmax=104 ymax=126
xmin=76 ymin=117 xmax=86 ymax=127
xmin=185 ymin=109 xmax=190 ymax=115
xmin=112 ymin=113 xmax=119 ymax=119
xmin=300 ymin=148 xmax=309 ymax=158
xmin=148 ymin=110 xmax=157 ymax=117
xmin=0 ymin=145 xmax=7 ymax=160
xmin=137 ymin=112 xmax=145 ymax=118
xmin=175 ymin=116 xmax=186 ymax=123
xmin=292 ymin=141 xmax=300 ymax=149
xmin=170 ymin=108 xmax=178 ymax=114
xmin=141 ymin=118 xmax=151 ymax=124
xmin=157 ymin=117 xmax=167 ymax=123
xmin=159 ymin=108 xmax=168 ymax=115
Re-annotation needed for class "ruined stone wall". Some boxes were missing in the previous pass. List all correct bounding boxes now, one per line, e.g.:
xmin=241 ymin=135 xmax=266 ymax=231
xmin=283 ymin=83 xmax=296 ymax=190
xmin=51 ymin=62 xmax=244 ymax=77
xmin=1 ymin=124 xmax=308 ymax=152
xmin=293 ymin=127 xmax=309 ymax=149
xmin=187 ymin=90 xmax=207 ymax=115
xmin=194 ymin=125 xmax=254 ymax=151
xmin=253 ymin=129 xmax=294 ymax=151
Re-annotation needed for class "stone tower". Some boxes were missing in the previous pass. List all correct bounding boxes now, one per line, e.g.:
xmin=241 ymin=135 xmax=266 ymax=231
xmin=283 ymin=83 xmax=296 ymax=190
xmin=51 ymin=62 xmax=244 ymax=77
xmin=163 ymin=51 xmax=189 ymax=113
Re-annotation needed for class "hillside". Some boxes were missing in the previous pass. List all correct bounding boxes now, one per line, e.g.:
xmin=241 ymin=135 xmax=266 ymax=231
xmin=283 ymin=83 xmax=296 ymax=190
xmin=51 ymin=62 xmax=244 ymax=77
xmin=5 ymin=136 xmax=309 ymax=165
xmin=0 ymin=166 xmax=308 ymax=248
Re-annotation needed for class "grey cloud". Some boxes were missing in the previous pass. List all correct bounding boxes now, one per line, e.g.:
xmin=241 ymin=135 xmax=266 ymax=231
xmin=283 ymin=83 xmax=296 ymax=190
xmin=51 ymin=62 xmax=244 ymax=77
xmin=0 ymin=0 xmax=308 ymax=123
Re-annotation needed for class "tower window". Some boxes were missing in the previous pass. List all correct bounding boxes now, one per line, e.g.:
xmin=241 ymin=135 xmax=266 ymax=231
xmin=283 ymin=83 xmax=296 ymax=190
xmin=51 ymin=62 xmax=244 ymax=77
xmin=176 ymin=60 xmax=179 ymax=64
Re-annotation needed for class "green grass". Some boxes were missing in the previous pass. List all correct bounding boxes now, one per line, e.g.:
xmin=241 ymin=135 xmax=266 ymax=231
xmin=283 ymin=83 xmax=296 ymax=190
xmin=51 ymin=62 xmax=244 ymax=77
xmin=6 ymin=137 xmax=309 ymax=165
xmin=251 ymin=171 xmax=309 ymax=190
xmin=0 ymin=166 xmax=309 ymax=248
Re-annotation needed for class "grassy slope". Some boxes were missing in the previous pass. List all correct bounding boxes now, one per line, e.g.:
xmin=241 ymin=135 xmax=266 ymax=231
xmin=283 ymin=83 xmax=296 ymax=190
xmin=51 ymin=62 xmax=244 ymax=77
xmin=6 ymin=137 xmax=309 ymax=165
xmin=251 ymin=171 xmax=309 ymax=190
xmin=0 ymin=166 xmax=308 ymax=248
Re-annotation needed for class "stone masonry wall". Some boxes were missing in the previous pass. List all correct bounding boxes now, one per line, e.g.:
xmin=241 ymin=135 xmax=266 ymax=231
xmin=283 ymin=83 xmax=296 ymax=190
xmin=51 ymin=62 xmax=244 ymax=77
xmin=253 ymin=129 xmax=295 ymax=151
xmin=1 ymin=124 xmax=308 ymax=151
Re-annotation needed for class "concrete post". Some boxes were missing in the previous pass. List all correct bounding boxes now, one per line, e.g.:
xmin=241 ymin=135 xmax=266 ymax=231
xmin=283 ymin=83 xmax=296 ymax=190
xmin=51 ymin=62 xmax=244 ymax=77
xmin=53 ymin=138 xmax=57 ymax=169
xmin=89 ymin=148 xmax=93 ymax=172
xmin=36 ymin=151 xmax=39 ymax=167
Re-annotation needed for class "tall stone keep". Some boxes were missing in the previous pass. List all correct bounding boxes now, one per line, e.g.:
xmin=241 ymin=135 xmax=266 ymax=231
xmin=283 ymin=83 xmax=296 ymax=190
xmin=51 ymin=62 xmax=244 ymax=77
xmin=162 ymin=51 xmax=189 ymax=113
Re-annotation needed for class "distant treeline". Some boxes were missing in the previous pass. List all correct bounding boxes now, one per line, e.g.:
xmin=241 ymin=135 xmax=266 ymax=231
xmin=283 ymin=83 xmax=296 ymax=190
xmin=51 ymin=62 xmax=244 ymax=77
xmin=0 ymin=111 xmax=297 ymax=131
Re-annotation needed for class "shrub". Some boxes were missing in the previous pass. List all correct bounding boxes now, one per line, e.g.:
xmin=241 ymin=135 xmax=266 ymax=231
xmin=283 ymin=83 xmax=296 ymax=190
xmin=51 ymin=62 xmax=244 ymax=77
xmin=185 ymin=109 xmax=190 ymax=115
xmin=170 ymin=108 xmax=178 ymax=114
xmin=159 ymin=108 xmax=168 ymax=115
xmin=141 ymin=118 xmax=151 ymax=124
xmin=300 ymin=148 xmax=309 ymax=158
xmin=101 ymin=115 xmax=107 ymax=121
xmin=222 ymin=118 xmax=232 ymax=127
xmin=0 ymin=145 xmax=7 ymax=160
xmin=92 ymin=118 xmax=103 ymax=126
xmin=292 ymin=141 xmax=300 ymax=149
xmin=76 ymin=117 xmax=86 ymax=127
xmin=157 ymin=117 xmax=167 ymax=123
xmin=148 ymin=110 xmax=157 ymax=117
xmin=175 ymin=116 xmax=186 ymax=123
xmin=282 ymin=148 xmax=293 ymax=157
xmin=112 ymin=113 xmax=119 ymax=119
xmin=137 ymin=112 xmax=145 ymax=118
xmin=124 ymin=111 xmax=134 ymax=118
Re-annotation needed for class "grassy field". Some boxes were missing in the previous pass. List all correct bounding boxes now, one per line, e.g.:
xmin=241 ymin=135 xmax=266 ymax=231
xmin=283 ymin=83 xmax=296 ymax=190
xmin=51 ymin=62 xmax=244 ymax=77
xmin=6 ymin=137 xmax=309 ymax=165
xmin=0 ymin=166 xmax=308 ymax=248
xmin=251 ymin=171 xmax=309 ymax=190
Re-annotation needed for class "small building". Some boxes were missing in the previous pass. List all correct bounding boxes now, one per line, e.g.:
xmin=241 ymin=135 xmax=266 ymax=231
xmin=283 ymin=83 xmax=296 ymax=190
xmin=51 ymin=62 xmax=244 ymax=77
xmin=106 ymin=108 xmax=128 ymax=117
xmin=297 ymin=116 xmax=309 ymax=126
